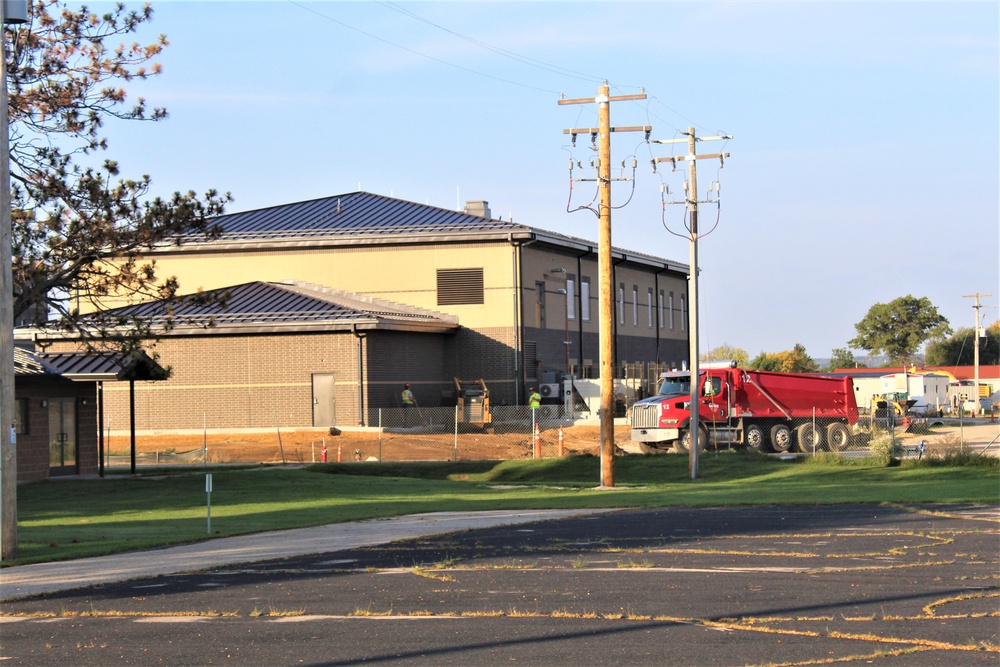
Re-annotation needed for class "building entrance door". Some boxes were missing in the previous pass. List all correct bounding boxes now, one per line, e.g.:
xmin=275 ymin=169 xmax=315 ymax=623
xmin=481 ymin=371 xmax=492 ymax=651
xmin=48 ymin=398 xmax=77 ymax=476
xmin=312 ymin=373 xmax=336 ymax=427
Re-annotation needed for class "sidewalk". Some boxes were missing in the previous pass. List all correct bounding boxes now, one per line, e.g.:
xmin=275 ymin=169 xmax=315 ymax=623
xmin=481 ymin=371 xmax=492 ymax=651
xmin=0 ymin=509 xmax=613 ymax=601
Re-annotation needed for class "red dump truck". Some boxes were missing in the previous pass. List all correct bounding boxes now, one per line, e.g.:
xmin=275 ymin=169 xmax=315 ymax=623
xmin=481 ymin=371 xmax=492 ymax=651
xmin=630 ymin=362 xmax=858 ymax=453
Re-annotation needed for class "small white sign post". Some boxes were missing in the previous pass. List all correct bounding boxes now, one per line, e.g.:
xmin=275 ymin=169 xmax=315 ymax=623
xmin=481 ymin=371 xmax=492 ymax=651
xmin=205 ymin=474 xmax=213 ymax=534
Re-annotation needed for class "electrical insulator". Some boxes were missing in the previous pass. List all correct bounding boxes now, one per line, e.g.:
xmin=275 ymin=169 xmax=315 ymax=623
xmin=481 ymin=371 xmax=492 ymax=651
xmin=568 ymin=159 xmax=574 ymax=172
xmin=631 ymin=158 xmax=638 ymax=169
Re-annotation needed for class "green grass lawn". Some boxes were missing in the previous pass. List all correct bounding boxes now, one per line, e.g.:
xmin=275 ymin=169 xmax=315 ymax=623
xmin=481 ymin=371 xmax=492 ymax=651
xmin=9 ymin=452 xmax=999 ymax=566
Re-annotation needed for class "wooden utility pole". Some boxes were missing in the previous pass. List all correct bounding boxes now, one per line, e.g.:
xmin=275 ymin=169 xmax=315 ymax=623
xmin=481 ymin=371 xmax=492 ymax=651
xmin=963 ymin=293 xmax=991 ymax=417
xmin=653 ymin=128 xmax=730 ymax=479
xmin=559 ymin=82 xmax=648 ymax=488
xmin=1 ymin=1 xmax=28 ymax=562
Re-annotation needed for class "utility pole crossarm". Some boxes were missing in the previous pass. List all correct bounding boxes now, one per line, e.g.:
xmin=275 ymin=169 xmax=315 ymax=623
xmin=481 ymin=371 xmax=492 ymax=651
xmin=654 ymin=152 xmax=730 ymax=163
xmin=558 ymin=93 xmax=647 ymax=106
xmin=653 ymin=135 xmax=732 ymax=144
xmin=563 ymin=126 xmax=652 ymax=135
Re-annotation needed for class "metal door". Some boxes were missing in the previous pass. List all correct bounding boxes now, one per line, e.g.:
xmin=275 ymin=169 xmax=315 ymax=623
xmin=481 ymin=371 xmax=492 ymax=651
xmin=312 ymin=373 xmax=336 ymax=427
xmin=48 ymin=398 xmax=77 ymax=476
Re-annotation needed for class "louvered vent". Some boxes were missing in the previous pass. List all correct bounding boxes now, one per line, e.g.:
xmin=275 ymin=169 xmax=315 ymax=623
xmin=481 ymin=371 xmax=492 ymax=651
xmin=437 ymin=268 xmax=484 ymax=305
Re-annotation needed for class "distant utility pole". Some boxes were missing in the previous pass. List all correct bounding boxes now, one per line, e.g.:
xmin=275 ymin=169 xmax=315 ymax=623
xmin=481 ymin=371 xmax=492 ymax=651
xmin=963 ymin=292 xmax=991 ymax=417
xmin=652 ymin=128 xmax=730 ymax=480
xmin=559 ymin=82 xmax=648 ymax=488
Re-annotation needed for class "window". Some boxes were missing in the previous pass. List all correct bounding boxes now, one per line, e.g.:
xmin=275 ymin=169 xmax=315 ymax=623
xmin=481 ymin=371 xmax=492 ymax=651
xmin=632 ymin=285 xmax=638 ymax=326
xmin=669 ymin=292 xmax=675 ymax=330
xmin=618 ymin=283 xmax=624 ymax=324
xmin=14 ymin=398 xmax=28 ymax=435
xmin=536 ymin=281 xmax=546 ymax=328
xmin=658 ymin=290 xmax=665 ymax=329
xmin=680 ymin=294 xmax=687 ymax=331
xmin=566 ymin=277 xmax=576 ymax=320
xmin=437 ymin=268 xmax=484 ymax=305
xmin=648 ymin=288 xmax=653 ymax=328
xmin=581 ymin=277 xmax=591 ymax=321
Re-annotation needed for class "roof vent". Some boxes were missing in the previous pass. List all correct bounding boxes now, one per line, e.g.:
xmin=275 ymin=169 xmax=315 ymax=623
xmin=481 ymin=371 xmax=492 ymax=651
xmin=463 ymin=200 xmax=491 ymax=219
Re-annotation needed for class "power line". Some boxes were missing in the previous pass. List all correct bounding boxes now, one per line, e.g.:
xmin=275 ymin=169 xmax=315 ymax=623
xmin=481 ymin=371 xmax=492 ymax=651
xmin=375 ymin=1 xmax=606 ymax=85
xmin=289 ymin=1 xmax=664 ymax=105
xmin=288 ymin=1 xmax=563 ymax=95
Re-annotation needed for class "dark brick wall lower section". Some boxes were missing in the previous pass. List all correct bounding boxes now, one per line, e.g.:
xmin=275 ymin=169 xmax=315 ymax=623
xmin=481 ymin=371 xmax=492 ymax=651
xmin=365 ymin=327 xmax=519 ymax=415
xmin=525 ymin=327 xmax=689 ymax=377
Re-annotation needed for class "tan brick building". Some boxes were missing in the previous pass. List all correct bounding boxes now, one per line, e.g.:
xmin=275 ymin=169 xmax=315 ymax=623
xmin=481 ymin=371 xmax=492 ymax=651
xmin=26 ymin=192 xmax=690 ymax=432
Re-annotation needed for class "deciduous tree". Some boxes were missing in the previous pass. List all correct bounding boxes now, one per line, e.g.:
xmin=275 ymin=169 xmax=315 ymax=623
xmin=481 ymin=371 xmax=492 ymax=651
xmin=924 ymin=322 xmax=1000 ymax=366
xmin=7 ymin=1 xmax=230 ymax=354
xmin=701 ymin=343 xmax=749 ymax=367
xmin=748 ymin=344 xmax=818 ymax=373
xmin=828 ymin=347 xmax=864 ymax=371
xmin=848 ymin=295 xmax=951 ymax=366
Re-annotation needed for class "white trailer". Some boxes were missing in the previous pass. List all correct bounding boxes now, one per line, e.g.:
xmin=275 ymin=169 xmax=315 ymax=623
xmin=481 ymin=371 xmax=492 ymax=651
xmin=878 ymin=372 xmax=950 ymax=415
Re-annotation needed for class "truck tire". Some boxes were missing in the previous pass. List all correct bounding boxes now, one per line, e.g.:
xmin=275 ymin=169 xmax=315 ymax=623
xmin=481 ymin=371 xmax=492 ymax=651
xmin=796 ymin=423 xmax=823 ymax=452
xmin=826 ymin=423 xmax=851 ymax=451
xmin=770 ymin=424 xmax=793 ymax=452
xmin=744 ymin=423 xmax=768 ymax=452
xmin=675 ymin=426 xmax=707 ymax=453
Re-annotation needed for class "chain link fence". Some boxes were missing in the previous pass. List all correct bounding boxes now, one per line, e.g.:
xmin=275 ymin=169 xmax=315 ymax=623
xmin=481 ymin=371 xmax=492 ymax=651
xmin=102 ymin=408 xmax=998 ymax=470
xmin=102 ymin=405 xmax=608 ymax=469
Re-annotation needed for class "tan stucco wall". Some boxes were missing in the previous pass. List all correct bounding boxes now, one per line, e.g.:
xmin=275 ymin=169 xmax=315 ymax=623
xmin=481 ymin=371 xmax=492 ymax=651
xmin=144 ymin=242 xmax=519 ymax=330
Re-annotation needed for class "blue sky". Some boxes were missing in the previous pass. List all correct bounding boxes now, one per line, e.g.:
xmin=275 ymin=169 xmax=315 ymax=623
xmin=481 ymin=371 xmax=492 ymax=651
xmin=94 ymin=1 xmax=998 ymax=360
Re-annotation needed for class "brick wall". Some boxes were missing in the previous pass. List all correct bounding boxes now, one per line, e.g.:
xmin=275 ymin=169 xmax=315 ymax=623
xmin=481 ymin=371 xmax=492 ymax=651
xmin=14 ymin=377 xmax=98 ymax=482
xmin=97 ymin=333 xmax=362 ymax=430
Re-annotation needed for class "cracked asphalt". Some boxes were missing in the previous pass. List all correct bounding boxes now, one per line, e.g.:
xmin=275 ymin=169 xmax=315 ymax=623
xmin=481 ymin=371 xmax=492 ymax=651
xmin=1 ymin=504 xmax=997 ymax=666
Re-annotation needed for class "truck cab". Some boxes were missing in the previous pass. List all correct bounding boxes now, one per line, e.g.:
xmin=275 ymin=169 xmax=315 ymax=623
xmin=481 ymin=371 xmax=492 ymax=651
xmin=630 ymin=363 xmax=737 ymax=452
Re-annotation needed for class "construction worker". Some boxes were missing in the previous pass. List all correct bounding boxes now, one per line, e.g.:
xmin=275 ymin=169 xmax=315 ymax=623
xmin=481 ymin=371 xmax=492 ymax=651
xmin=528 ymin=386 xmax=541 ymax=414
xmin=402 ymin=383 xmax=416 ymax=426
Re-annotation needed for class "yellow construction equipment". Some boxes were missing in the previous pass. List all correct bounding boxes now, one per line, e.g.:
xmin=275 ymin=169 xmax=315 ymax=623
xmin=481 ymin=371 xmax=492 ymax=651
xmin=872 ymin=392 xmax=917 ymax=418
xmin=452 ymin=378 xmax=492 ymax=429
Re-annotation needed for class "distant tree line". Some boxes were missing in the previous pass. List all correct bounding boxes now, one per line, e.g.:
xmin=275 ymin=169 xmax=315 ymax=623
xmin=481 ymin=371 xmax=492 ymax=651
xmin=702 ymin=295 xmax=997 ymax=371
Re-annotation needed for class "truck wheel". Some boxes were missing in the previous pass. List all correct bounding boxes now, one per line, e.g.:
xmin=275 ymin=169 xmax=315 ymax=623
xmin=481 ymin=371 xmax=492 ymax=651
xmin=770 ymin=424 xmax=792 ymax=452
xmin=826 ymin=423 xmax=851 ymax=451
xmin=675 ymin=426 xmax=707 ymax=453
xmin=796 ymin=423 xmax=823 ymax=452
xmin=744 ymin=423 xmax=768 ymax=452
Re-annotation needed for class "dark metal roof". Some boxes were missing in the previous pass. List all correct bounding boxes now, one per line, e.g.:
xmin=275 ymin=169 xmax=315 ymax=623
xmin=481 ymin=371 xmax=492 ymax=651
xmin=161 ymin=191 xmax=688 ymax=274
xmin=40 ymin=351 xmax=169 ymax=381
xmin=14 ymin=347 xmax=50 ymax=376
xmin=15 ymin=347 xmax=168 ymax=381
xmin=64 ymin=281 xmax=458 ymax=335
xmin=190 ymin=191 xmax=523 ymax=243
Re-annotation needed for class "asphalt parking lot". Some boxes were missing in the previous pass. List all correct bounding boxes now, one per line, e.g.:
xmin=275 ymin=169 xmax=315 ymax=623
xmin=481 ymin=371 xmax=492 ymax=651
xmin=1 ymin=504 xmax=998 ymax=666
